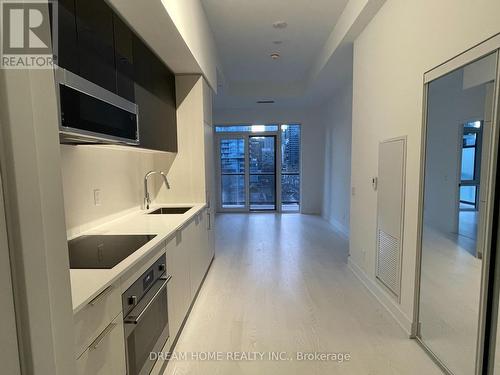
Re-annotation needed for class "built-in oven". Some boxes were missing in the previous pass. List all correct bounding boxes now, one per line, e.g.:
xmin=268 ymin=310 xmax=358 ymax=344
xmin=55 ymin=66 xmax=139 ymax=145
xmin=122 ymin=254 xmax=171 ymax=375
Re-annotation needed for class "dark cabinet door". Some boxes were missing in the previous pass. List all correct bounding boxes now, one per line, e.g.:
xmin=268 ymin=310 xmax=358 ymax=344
xmin=133 ymin=36 xmax=177 ymax=152
xmin=75 ymin=0 xmax=116 ymax=92
xmin=56 ymin=0 xmax=79 ymax=73
xmin=151 ymin=56 xmax=177 ymax=152
xmin=132 ymin=35 xmax=153 ymax=92
xmin=113 ymin=16 xmax=135 ymax=102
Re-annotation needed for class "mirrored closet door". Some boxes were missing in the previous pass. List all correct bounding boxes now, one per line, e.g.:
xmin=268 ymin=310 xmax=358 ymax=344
xmin=417 ymin=49 xmax=499 ymax=375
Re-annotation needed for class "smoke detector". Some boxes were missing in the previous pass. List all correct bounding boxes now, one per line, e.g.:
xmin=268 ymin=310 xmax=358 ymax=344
xmin=273 ymin=21 xmax=288 ymax=29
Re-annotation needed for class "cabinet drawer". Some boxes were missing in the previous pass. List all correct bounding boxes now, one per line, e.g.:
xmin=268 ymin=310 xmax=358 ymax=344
xmin=76 ymin=314 xmax=126 ymax=375
xmin=74 ymin=283 xmax=121 ymax=358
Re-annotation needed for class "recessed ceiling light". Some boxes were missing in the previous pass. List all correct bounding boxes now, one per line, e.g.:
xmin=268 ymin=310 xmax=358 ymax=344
xmin=273 ymin=21 xmax=287 ymax=29
xmin=270 ymin=53 xmax=280 ymax=60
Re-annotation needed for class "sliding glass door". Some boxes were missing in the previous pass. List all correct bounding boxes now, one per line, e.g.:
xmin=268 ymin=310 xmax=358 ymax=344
xmin=249 ymin=136 xmax=276 ymax=211
xmin=215 ymin=124 xmax=301 ymax=213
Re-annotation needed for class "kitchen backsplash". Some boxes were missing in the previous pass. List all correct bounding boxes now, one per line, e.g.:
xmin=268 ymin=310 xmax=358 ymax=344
xmin=60 ymin=144 xmax=175 ymax=237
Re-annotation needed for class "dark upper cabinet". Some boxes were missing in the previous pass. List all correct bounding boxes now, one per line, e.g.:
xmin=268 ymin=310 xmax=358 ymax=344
xmin=113 ymin=15 xmax=135 ymax=102
xmin=55 ymin=0 xmax=177 ymax=152
xmin=152 ymin=57 xmax=177 ymax=152
xmin=133 ymin=36 xmax=177 ymax=152
xmin=75 ymin=0 xmax=116 ymax=93
xmin=55 ymin=0 xmax=79 ymax=73
xmin=132 ymin=35 xmax=153 ymax=91
xmin=150 ymin=59 xmax=177 ymax=152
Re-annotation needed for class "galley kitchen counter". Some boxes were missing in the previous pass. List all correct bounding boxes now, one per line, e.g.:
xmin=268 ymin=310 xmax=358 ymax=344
xmin=69 ymin=203 xmax=206 ymax=314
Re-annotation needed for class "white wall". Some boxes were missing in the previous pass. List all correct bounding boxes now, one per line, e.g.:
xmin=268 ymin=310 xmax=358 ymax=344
xmin=349 ymin=0 xmax=500 ymax=332
xmin=0 ymin=158 xmax=21 ymax=375
xmin=424 ymin=69 xmax=486 ymax=234
xmin=60 ymin=146 xmax=175 ymax=237
xmin=0 ymin=67 xmax=75 ymax=374
xmin=213 ymin=107 xmax=325 ymax=214
xmin=321 ymin=81 xmax=353 ymax=238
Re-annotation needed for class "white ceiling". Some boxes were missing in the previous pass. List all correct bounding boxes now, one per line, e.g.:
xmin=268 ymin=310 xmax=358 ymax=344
xmin=201 ymin=0 xmax=350 ymax=108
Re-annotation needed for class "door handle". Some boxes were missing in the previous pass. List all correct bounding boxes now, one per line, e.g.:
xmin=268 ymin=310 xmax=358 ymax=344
xmin=124 ymin=278 xmax=168 ymax=325
xmin=88 ymin=285 xmax=114 ymax=307
xmin=89 ymin=322 xmax=117 ymax=351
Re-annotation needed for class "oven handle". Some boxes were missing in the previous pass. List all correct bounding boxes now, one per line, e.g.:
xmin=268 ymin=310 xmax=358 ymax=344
xmin=124 ymin=274 xmax=172 ymax=325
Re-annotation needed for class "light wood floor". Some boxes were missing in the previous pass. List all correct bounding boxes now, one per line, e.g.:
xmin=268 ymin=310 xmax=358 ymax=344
xmin=163 ymin=214 xmax=441 ymax=375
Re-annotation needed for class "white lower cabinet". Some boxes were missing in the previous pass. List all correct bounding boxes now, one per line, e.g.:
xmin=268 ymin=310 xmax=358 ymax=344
xmin=166 ymin=230 xmax=191 ymax=342
xmin=74 ymin=283 xmax=121 ymax=358
xmin=166 ymin=209 xmax=214 ymax=343
xmin=73 ymin=208 xmax=215 ymax=374
xmin=76 ymin=314 xmax=126 ymax=375
xmin=207 ymin=209 xmax=215 ymax=263
xmin=201 ymin=209 xmax=214 ymax=272
xmin=195 ymin=209 xmax=214 ymax=284
xmin=189 ymin=215 xmax=204 ymax=298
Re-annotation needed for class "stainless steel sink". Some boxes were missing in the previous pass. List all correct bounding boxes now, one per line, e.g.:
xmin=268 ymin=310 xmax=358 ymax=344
xmin=147 ymin=207 xmax=192 ymax=215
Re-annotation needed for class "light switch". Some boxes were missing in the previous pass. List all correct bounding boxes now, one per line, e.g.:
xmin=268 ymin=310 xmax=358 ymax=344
xmin=93 ymin=189 xmax=102 ymax=206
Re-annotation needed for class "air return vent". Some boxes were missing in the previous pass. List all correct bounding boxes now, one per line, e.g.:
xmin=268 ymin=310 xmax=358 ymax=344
xmin=256 ymin=100 xmax=275 ymax=104
xmin=377 ymin=230 xmax=400 ymax=295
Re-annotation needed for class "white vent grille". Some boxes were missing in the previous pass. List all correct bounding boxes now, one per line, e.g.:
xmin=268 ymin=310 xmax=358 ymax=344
xmin=376 ymin=229 xmax=400 ymax=296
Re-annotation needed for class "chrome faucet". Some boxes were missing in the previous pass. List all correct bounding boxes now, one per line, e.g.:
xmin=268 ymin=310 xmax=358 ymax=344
xmin=144 ymin=170 xmax=171 ymax=209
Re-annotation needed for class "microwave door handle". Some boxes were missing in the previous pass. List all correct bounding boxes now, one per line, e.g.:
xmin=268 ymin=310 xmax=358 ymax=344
xmin=124 ymin=277 xmax=170 ymax=325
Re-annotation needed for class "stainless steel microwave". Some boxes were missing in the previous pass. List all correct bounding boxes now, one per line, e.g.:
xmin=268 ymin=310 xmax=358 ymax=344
xmin=55 ymin=66 xmax=139 ymax=145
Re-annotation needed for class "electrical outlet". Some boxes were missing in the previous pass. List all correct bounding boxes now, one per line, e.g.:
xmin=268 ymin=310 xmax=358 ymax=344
xmin=93 ymin=189 xmax=102 ymax=206
xmin=351 ymin=186 xmax=356 ymax=196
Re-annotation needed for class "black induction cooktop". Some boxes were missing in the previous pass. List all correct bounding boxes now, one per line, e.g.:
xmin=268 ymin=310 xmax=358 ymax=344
xmin=68 ymin=234 xmax=156 ymax=269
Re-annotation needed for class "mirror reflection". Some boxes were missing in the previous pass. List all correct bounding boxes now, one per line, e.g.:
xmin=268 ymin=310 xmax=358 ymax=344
xmin=419 ymin=53 xmax=497 ymax=375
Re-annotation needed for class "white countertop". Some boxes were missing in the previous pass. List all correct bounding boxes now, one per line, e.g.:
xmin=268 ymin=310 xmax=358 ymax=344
xmin=69 ymin=203 xmax=206 ymax=314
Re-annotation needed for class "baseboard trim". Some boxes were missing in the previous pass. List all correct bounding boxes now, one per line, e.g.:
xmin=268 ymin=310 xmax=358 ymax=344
xmin=325 ymin=217 xmax=350 ymax=241
xmin=348 ymin=258 xmax=413 ymax=336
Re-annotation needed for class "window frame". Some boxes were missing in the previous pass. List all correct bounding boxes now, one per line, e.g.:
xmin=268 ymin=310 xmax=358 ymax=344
xmin=214 ymin=123 xmax=302 ymax=213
